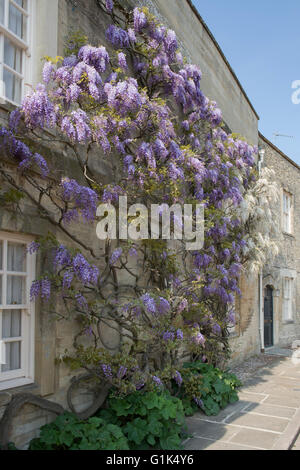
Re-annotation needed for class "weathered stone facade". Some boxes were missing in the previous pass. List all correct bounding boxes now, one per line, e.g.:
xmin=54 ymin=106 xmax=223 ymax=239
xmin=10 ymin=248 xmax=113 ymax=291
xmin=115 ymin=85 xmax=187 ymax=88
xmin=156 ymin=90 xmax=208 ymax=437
xmin=259 ymin=133 xmax=300 ymax=348
xmin=0 ymin=0 xmax=298 ymax=449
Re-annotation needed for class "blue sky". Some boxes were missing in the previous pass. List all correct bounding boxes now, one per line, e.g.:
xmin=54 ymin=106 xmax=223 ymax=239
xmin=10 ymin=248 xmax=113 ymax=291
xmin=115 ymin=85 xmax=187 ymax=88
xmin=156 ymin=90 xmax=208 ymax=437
xmin=193 ymin=0 xmax=300 ymax=164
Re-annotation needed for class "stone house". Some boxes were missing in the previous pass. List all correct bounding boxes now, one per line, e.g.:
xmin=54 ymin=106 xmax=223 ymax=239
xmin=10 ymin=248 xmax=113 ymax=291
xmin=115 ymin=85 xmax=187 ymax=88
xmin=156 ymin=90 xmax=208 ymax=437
xmin=0 ymin=0 xmax=298 ymax=448
xmin=258 ymin=133 xmax=300 ymax=349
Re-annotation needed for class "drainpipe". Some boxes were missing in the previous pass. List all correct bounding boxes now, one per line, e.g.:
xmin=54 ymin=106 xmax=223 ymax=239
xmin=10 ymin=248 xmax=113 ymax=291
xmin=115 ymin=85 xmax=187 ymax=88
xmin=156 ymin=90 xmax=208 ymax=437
xmin=258 ymin=148 xmax=265 ymax=352
xmin=259 ymin=270 xmax=265 ymax=352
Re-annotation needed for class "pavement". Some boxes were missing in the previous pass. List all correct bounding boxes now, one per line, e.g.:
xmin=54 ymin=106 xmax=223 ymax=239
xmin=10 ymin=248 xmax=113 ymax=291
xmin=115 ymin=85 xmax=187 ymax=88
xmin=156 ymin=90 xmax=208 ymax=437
xmin=183 ymin=353 xmax=300 ymax=450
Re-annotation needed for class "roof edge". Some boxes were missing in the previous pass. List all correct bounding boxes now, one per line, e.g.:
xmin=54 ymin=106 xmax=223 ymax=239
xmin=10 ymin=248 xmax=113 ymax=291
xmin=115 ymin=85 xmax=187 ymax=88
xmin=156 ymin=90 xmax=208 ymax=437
xmin=259 ymin=132 xmax=300 ymax=172
xmin=186 ymin=0 xmax=260 ymax=121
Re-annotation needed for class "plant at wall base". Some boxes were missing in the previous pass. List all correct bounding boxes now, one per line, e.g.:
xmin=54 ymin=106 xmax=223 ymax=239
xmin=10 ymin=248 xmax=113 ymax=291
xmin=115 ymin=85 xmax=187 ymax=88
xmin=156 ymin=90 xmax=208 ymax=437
xmin=177 ymin=362 xmax=242 ymax=417
xmin=28 ymin=412 xmax=129 ymax=450
xmin=27 ymin=391 xmax=185 ymax=451
xmin=97 ymin=390 xmax=186 ymax=450
xmin=0 ymin=0 xmax=277 ymax=420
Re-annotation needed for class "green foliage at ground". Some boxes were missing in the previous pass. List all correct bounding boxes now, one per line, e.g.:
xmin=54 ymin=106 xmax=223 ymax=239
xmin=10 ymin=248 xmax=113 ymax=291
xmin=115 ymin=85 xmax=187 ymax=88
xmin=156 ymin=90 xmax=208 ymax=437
xmin=17 ymin=366 xmax=241 ymax=451
xmin=181 ymin=362 xmax=242 ymax=416
xmin=28 ymin=412 xmax=129 ymax=450
xmin=97 ymin=390 xmax=186 ymax=450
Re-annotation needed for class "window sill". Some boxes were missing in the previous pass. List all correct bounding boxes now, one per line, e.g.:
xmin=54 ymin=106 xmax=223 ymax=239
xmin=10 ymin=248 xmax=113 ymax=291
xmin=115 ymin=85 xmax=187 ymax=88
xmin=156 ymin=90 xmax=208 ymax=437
xmin=0 ymin=100 xmax=17 ymax=114
xmin=0 ymin=377 xmax=35 ymax=392
xmin=282 ymin=320 xmax=294 ymax=325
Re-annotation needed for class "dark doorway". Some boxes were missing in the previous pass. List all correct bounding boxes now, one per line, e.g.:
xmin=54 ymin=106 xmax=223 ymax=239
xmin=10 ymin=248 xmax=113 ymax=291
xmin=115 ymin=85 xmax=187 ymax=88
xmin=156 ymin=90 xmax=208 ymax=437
xmin=264 ymin=286 xmax=274 ymax=348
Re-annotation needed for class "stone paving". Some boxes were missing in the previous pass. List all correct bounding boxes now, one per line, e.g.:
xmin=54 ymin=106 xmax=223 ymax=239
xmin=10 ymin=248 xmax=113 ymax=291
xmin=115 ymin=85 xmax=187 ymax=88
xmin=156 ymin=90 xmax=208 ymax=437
xmin=183 ymin=355 xmax=300 ymax=450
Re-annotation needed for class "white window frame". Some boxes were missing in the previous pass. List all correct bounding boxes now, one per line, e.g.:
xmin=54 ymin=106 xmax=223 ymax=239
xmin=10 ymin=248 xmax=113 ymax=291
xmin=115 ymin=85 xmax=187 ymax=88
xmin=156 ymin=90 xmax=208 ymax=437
xmin=0 ymin=0 xmax=34 ymax=105
xmin=282 ymin=191 xmax=292 ymax=234
xmin=283 ymin=277 xmax=293 ymax=322
xmin=0 ymin=231 xmax=35 ymax=391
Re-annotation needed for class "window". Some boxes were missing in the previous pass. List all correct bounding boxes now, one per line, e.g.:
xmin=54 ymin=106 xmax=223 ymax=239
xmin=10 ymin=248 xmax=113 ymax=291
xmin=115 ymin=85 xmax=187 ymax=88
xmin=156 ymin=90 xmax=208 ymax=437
xmin=0 ymin=232 xmax=35 ymax=390
xmin=0 ymin=0 xmax=32 ymax=104
xmin=283 ymin=277 xmax=293 ymax=322
xmin=283 ymin=191 xmax=292 ymax=234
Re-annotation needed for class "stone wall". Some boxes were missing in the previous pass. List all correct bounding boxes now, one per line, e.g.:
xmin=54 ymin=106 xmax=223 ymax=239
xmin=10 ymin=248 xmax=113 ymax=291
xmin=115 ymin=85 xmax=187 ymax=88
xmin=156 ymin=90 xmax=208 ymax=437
xmin=229 ymin=273 xmax=261 ymax=366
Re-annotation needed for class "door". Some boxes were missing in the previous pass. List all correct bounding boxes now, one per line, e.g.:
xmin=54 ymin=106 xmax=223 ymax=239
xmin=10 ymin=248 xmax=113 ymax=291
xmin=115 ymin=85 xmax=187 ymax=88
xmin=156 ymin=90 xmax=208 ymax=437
xmin=264 ymin=286 xmax=274 ymax=348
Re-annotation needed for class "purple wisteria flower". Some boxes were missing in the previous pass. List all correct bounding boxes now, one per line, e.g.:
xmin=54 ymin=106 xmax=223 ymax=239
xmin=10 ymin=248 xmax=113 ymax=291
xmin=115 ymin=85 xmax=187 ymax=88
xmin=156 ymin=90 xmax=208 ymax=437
xmin=158 ymin=297 xmax=170 ymax=314
xmin=61 ymin=178 xmax=98 ymax=222
xmin=0 ymin=128 xmax=50 ymax=177
xmin=163 ymin=331 xmax=175 ymax=342
xmin=118 ymin=52 xmax=127 ymax=70
xmin=27 ymin=242 xmax=40 ymax=255
xmin=22 ymin=84 xmax=56 ymax=129
xmin=141 ymin=293 xmax=157 ymax=315
xmin=129 ymin=246 xmax=138 ymax=257
xmin=105 ymin=0 xmax=114 ymax=13
xmin=176 ymin=329 xmax=184 ymax=340
xmin=62 ymin=270 xmax=74 ymax=290
xmin=110 ymin=248 xmax=123 ymax=266
xmin=152 ymin=376 xmax=163 ymax=387
xmin=9 ymin=108 xmax=22 ymax=132
xmin=30 ymin=279 xmax=51 ymax=301
xmin=194 ymin=397 xmax=204 ymax=408
xmin=53 ymin=245 xmax=72 ymax=269
xmin=135 ymin=382 xmax=145 ymax=391
xmin=164 ymin=29 xmax=178 ymax=58
xmin=133 ymin=8 xmax=147 ymax=32
xmin=78 ymin=45 xmax=109 ymax=73
xmin=75 ymin=293 xmax=88 ymax=310
xmin=84 ymin=326 xmax=93 ymax=337
xmin=227 ymin=311 xmax=236 ymax=325
xmin=32 ymin=153 xmax=49 ymax=178
xmin=102 ymin=364 xmax=113 ymax=380
xmin=102 ymin=185 xmax=124 ymax=203
xmin=106 ymin=25 xmax=130 ymax=48
xmin=174 ymin=371 xmax=183 ymax=387
xmin=117 ymin=366 xmax=127 ymax=379
xmin=177 ymin=299 xmax=188 ymax=314
xmin=192 ymin=332 xmax=206 ymax=346
xmin=62 ymin=55 xmax=78 ymax=67
xmin=42 ymin=61 xmax=55 ymax=84
xmin=72 ymin=254 xmax=99 ymax=285
xmin=212 ymin=323 xmax=222 ymax=335
xmin=128 ymin=28 xmax=136 ymax=43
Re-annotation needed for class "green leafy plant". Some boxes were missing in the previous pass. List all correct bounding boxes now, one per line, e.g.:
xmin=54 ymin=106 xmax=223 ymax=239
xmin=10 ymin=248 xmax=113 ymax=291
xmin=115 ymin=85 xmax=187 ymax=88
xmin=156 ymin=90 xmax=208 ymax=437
xmin=98 ymin=390 xmax=186 ymax=450
xmin=181 ymin=362 xmax=242 ymax=416
xmin=28 ymin=412 xmax=129 ymax=450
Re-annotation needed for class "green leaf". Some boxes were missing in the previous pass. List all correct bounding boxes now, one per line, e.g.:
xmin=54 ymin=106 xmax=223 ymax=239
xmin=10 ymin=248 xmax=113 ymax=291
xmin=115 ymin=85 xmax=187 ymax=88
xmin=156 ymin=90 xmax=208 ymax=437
xmin=160 ymin=434 xmax=181 ymax=450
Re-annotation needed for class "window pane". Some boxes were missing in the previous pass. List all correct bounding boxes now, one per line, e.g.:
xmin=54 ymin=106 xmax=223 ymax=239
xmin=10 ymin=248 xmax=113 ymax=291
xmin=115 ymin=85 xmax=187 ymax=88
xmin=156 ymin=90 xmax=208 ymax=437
xmin=7 ymin=242 xmax=26 ymax=272
xmin=0 ymin=0 xmax=4 ymax=24
xmin=2 ymin=310 xmax=21 ymax=338
xmin=0 ymin=275 xmax=2 ymax=304
xmin=1 ymin=341 xmax=21 ymax=372
xmin=7 ymin=275 xmax=25 ymax=305
xmin=3 ymin=68 xmax=22 ymax=103
xmin=0 ymin=240 xmax=2 ymax=270
xmin=9 ymin=2 xmax=27 ymax=40
xmin=4 ymin=37 xmax=22 ymax=73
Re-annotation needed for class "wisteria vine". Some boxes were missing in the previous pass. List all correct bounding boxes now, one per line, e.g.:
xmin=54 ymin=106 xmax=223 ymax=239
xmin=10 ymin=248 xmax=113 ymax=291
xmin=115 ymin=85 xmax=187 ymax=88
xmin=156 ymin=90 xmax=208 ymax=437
xmin=0 ymin=1 xmax=276 ymax=403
